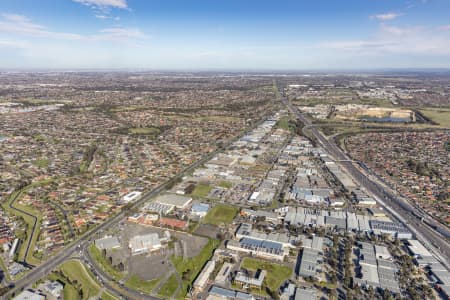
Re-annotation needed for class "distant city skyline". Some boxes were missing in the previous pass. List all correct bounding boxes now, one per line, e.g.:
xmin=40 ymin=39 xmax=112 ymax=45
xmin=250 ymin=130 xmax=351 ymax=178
xmin=1 ymin=0 xmax=450 ymax=69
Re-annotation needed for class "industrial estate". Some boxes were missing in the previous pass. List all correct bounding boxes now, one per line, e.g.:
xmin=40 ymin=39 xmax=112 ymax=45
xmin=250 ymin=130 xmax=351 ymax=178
xmin=0 ymin=72 xmax=449 ymax=300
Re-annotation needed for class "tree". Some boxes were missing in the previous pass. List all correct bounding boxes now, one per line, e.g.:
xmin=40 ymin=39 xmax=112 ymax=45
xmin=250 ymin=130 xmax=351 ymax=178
xmin=368 ymin=286 xmax=375 ymax=299
xmin=383 ymin=289 xmax=393 ymax=300
xmin=329 ymin=288 xmax=337 ymax=300
xmin=117 ymin=262 xmax=125 ymax=272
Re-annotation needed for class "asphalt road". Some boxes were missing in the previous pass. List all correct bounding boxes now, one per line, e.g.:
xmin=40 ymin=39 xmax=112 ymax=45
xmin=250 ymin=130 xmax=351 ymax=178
xmin=281 ymin=96 xmax=450 ymax=269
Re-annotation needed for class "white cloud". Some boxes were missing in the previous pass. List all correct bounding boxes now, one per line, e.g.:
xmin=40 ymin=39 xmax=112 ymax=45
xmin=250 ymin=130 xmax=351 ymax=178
xmin=379 ymin=24 xmax=420 ymax=35
xmin=0 ymin=14 xmax=147 ymax=43
xmin=93 ymin=27 xmax=149 ymax=41
xmin=72 ymin=0 xmax=127 ymax=9
xmin=0 ymin=13 xmax=82 ymax=40
xmin=95 ymin=14 xmax=111 ymax=19
xmin=370 ymin=12 xmax=402 ymax=21
xmin=94 ymin=14 xmax=120 ymax=21
xmin=319 ymin=24 xmax=450 ymax=56
xmin=2 ymin=13 xmax=31 ymax=23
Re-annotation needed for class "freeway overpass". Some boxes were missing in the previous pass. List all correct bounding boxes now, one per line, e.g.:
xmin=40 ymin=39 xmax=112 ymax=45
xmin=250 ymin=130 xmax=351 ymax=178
xmin=281 ymin=96 xmax=450 ymax=269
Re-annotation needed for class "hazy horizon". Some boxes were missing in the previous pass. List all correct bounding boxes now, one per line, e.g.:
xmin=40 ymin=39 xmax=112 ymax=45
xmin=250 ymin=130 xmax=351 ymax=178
xmin=1 ymin=0 xmax=450 ymax=69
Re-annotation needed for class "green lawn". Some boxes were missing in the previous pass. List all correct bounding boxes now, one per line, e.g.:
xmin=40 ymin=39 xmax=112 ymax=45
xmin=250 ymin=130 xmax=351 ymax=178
xmin=171 ymin=239 xmax=219 ymax=297
xmin=420 ymin=109 xmax=450 ymax=127
xmin=125 ymin=275 xmax=160 ymax=294
xmin=59 ymin=260 xmax=101 ymax=300
xmin=158 ymin=274 xmax=179 ymax=299
xmin=33 ymin=158 xmax=50 ymax=168
xmin=63 ymin=283 xmax=79 ymax=299
xmin=191 ymin=183 xmax=212 ymax=198
xmin=240 ymin=257 xmax=293 ymax=293
xmin=0 ymin=258 xmax=11 ymax=281
xmin=102 ymin=291 xmax=119 ymax=300
xmin=47 ymin=272 xmax=79 ymax=299
xmin=195 ymin=116 xmax=241 ymax=122
xmin=14 ymin=202 xmax=42 ymax=265
xmin=218 ymin=181 xmax=233 ymax=189
xmin=89 ymin=244 xmax=125 ymax=281
xmin=203 ymin=204 xmax=238 ymax=225
xmin=276 ymin=116 xmax=292 ymax=131
xmin=128 ymin=127 xmax=161 ymax=135
xmin=2 ymin=189 xmax=43 ymax=265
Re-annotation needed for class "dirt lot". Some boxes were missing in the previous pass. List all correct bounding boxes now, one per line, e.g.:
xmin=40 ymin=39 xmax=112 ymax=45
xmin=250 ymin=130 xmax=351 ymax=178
xmin=195 ymin=224 xmax=220 ymax=239
xmin=128 ymin=250 xmax=172 ymax=280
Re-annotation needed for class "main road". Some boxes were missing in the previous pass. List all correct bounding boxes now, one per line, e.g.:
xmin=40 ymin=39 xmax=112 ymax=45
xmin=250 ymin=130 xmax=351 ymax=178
xmin=281 ymin=95 xmax=450 ymax=269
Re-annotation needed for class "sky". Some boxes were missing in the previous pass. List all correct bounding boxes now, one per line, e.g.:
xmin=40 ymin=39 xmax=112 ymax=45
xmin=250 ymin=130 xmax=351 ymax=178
xmin=0 ymin=0 xmax=450 ymax=70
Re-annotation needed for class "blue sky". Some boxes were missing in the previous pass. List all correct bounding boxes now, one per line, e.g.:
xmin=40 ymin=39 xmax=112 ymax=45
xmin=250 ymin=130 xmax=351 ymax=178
xmin=0 ymin=0 xmax=449 ymax=70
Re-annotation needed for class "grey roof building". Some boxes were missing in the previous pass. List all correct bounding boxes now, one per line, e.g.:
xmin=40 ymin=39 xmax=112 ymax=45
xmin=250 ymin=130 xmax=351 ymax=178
xmin=295 ymin=287 xmax=317 ymax=300
xmin=297 ymin=248 xmax=321 ymax=278
xmin=95 ymin=236 xmax=121 ymax=250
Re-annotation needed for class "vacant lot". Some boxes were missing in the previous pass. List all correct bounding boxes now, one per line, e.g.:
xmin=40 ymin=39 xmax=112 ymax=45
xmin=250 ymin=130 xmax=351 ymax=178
xmin=203 ymin=204 xmax=238 ymax=225
xmin=195 ymin=224 xmax=220 ymax=239
xmin=171 ymin=239 xmax=219 ymax=298
xmin=241 ymin=257 xmax=293 ymax=294
xmin=128 ymin=250 xmax=170 ymax=280
xmin=158 ymin=274 xmax=179 ymax=299
xmin=191 ymin=183 xmax=212 ymax=198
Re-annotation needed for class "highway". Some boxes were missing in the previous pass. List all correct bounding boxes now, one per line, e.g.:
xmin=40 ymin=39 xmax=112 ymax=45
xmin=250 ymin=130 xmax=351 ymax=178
xmin=3 ymin=111 xmax=275 ymax=299
xmin=281 ymin=95 xmax=450 ymax=269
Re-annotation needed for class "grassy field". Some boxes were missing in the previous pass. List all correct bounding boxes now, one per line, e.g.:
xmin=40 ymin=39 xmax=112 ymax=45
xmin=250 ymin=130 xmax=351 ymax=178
xmin=191 ymin=183 xmax=212 ymax=198
xmin=14 ymin=201 xmax=42 ymax=265
xmin=292 ymin=96 xmax=393 ymax=108
xmin=276 ymin=116 xmax=292 ymax=131
xmin=125 ymin=275 xmax=160 ymax=294
xmin=1 ymin=188 xmax=43 ymax=265
xmin=0 ymin=257 xmax=11 ymax=281
xmin=59 ymin=260 xmax=101 ymax=299
xmin=89 ymin=244 xmax=125 ymax=281
xmin=63 ymin=283 xmax=80 ymax=299
xmin=48 ymin=271 xmax=79 ymax=299
xmin=420 ymin=108 xmax=450 ymax=127
xmin=218 ymin=181 xmax=233 ymax=189
xmin=101 ymin=292 xmax=119 ymax=300
xmin=128 ymin=127 xmax=161 ymax=135
xmin=240 ymin=257 xmax=293 ymax=293
xmin=203 ymin=204 xmax=238 ymax=225
xmin=110 ymin=105 xmax=148 ymax=112
xmin=158 ymin=274 xmax=179 ymax=299
xmin=195 ymin=116 xmax=241 ymax=122
xmin=171 ymin=239 xmax=219 ymax=298
xmin=32 ymin=158 xmax=50 ymax=168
